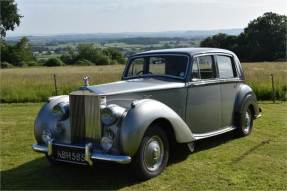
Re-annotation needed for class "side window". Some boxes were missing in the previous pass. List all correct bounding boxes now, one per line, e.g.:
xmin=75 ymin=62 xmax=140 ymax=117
xmin=197 ymin=55 xmax=216 ymax=79
xmin=217 ymin=55 xmax=236 ymax=78
xmin=149 ymin=56 xmax=166 ymax=76
xmin=127 ymin=58 xmax=144 ymax=77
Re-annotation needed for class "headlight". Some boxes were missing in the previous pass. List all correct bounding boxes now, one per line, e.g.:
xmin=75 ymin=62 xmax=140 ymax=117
xmin=41 ymin=129 xmax=53 ymax=145
xmin=52 ymin=102 xmax=69 ymax=120
xmin=101 ymin=104 xmax=125 ymax=126
xmin=101 ymin=107 xmax=117 ymax=126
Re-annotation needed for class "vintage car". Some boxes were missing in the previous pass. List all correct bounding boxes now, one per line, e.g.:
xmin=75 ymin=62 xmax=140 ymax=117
xmin=32 ymin=48 xmax=261 ymax=179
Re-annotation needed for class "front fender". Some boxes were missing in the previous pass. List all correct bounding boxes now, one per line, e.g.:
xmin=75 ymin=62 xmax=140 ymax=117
xmin=34 ymin=95 xmax=70 ymax=144
xmin=120 ymin=99 xmax=195 ymax=156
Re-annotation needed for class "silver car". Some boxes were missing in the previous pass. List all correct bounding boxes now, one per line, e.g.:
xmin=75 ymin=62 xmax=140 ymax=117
xmin=32 ymin=48 xmax=261 ymax=179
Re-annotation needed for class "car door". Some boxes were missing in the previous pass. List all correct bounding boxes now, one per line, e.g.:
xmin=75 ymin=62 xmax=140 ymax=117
xmin=216 ymin=54 xmax=240 ymax=128
xmin=186 ymin=55 xmax=221 ymax=134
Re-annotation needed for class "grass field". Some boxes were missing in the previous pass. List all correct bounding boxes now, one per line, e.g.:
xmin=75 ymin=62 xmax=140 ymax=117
xmin=0 ymin=102 xmax=286 ymax=190
xmin=0 ymin=62 xmax=286 ymax=103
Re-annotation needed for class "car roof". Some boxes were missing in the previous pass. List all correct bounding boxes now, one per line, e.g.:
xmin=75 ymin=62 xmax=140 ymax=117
xmin=131 ymin=47 xmax=235 ymax=57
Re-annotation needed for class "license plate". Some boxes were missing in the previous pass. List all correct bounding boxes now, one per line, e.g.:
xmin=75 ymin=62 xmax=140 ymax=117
xmin=52 ymin=144 xmax=87 ymax=165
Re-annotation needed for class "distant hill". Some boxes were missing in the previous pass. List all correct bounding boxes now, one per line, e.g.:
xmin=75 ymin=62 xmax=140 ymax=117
xmin=6 ymin=29 xmax=243 ymax=44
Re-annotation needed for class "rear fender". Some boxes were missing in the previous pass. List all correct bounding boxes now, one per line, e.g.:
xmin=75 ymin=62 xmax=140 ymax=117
xmin=234 ymin=84 xmax=260 ymax=121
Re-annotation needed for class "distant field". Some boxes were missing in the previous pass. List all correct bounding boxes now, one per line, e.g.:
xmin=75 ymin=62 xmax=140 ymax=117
xmin=1 ymin=102 xmax=286 ymax=190
xmin=243 ymin=62 xmax=287 ymax=100
xmin=0 ymin=62 xmax=286 ymax=103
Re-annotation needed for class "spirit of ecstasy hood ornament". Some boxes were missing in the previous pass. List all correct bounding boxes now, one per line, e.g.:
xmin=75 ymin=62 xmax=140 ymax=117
xmin=83 ymin=76 xmax=89 ymax=86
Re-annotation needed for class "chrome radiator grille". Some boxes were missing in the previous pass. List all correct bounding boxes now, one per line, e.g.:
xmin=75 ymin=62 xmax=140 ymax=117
xmin=69 ymin=91 xmax=101 ymax=142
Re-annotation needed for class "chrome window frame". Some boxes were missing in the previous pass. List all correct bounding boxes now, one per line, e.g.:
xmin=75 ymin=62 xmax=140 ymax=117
xmin=215 ymin=54 xmax=238 ymax=79
xmin=188 ymin=52 xmax=242 ymax=85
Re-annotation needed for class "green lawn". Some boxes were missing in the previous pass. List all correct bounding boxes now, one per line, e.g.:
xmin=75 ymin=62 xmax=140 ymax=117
xmin=0 ymin=102 xmax=286 ymax=190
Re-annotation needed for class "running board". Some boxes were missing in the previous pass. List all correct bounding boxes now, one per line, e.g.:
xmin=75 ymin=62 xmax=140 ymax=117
xmin=193 ymin=126 xmax=236 ymax=140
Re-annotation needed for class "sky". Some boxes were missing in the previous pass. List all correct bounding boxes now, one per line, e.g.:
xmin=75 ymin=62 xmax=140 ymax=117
xmin=6 ymin=0 xmax=287 ymax=36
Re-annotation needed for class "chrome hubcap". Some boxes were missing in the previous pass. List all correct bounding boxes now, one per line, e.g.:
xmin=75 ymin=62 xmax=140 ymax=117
xmin=143 ymin=135 xmax=164 ymax=172
xmin=243 ymin=111 xmax=251 ymax=134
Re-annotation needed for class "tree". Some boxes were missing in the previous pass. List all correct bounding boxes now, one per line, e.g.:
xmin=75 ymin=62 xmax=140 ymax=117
xmin=60 ymin=46 xmax=76 ymax=65
xmin=1 ymin=37 xmax=36 ymax=67
xmin=200 ymin=33 xmax=238 ymax=50
xmin=59 ymin=44 xmax=125 ymax=65
xmin=44 ymin=58 xmax=63 ymax=67
xmin=77 ymin=44 xmax=101 ymax=64
xmin=243 ymin=12 xmax=287 ymax=61
xmin=14 ymin=37 xmax=35 ymax=63
xmin=103 ymin=47 xmax=126 ymax=64
xmin=200 ymin=12 xmax=287 ymax=61
xmin=0 ymin=0 xmax=23 ymax=37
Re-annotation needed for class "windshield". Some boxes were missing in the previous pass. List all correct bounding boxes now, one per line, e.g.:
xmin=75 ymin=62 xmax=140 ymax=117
xmin=125 ymin=55 xmax=189 ymax=80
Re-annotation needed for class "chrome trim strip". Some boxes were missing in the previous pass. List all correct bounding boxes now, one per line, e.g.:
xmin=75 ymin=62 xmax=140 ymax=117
xmin=193 ymin=126 xmax=236 ymax=140
xmin=32 ymin=144 xmax=48 ymax=153
xmin=187 ymin=78 xmax=243 ymax=87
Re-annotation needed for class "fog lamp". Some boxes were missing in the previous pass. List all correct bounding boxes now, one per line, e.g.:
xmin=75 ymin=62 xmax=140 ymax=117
xmin=101 ymin=136 xmax=113 ymax=151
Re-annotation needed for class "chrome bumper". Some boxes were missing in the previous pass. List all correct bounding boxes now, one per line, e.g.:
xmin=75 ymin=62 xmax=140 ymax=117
xmin=32 ymin=143 xmax=131 ymax=164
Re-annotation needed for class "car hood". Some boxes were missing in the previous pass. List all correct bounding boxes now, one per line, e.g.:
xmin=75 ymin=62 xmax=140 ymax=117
xmin=86 ymin=78 xmax=185 ymax=95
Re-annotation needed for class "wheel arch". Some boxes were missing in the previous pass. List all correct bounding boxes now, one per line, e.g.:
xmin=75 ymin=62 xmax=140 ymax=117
xmin=149 ymin=118 xmax=176 ymax=146
xmin=120 ymin=99 xmax=195 ymax=156
xmin=233 ymin=84 xmax=260 ymax=125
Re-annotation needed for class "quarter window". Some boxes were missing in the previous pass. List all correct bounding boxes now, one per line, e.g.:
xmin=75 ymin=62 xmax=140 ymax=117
xmin=217 ymin=56 xmax=236 ymax=78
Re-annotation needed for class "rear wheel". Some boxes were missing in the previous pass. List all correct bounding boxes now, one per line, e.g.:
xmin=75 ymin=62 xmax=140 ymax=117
xmin=237 ymin=106 xmax=253 ymax=136
xmin=132 ymin=125 xmax=169 ymax=180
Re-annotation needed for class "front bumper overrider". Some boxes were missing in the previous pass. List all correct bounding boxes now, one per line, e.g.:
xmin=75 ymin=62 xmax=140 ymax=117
xmin=32 ymin=142 xmax=131 ymax=165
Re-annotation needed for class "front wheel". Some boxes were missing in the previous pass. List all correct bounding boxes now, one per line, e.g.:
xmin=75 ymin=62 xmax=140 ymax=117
xmin=236 ymin=106 xmax=253 ymax=136
xmin=132 ymin=125 xmax=169 ymax=180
